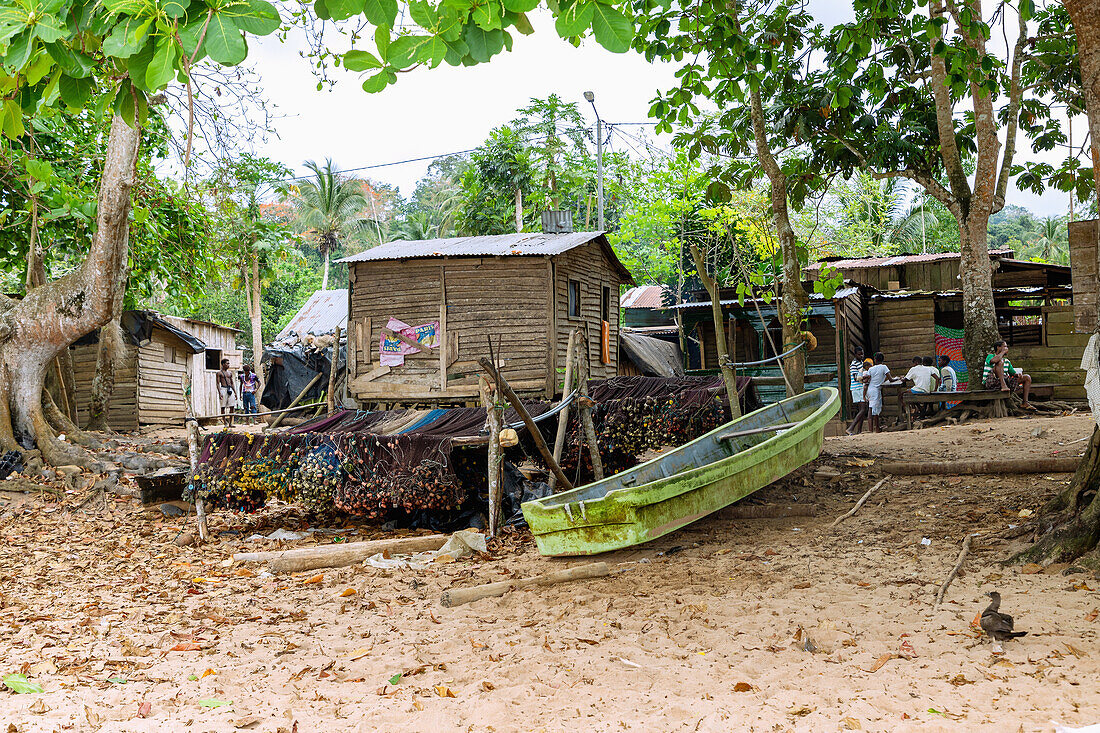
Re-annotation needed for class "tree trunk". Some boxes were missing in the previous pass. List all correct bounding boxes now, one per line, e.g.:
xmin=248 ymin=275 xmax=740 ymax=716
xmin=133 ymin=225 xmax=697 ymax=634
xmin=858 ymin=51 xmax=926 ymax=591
xmin=87 ymin=315 xmax=123 ymax=431
xmin=250 ymin=251 xmax=265 ymax=402
xmin=1011 ymin=0 xmax=1100 ymax=567
xmin=515 ymin=187 xmax=523 ymax=233
xmin=0 ymin=115 xmax=140 ymax=466
xmin=957 ymin=211 xmax=1001 ymax=383
xmin=776 ymin=203 xmax=808 ymax=397
xmin=688 ymin=243 xmax=741 ymax=418
xmin=321 ymin=249 xmax=330 ymax=291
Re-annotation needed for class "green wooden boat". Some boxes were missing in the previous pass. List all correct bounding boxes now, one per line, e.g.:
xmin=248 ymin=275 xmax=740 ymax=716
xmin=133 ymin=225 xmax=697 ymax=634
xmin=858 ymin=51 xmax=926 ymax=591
xmin=522 ymin=387 xmax=840 ymax=556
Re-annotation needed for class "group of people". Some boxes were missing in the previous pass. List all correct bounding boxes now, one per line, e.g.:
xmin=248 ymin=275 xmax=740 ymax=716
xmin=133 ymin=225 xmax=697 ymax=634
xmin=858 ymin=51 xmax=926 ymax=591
xmin=216 ymin=359 xmax=261 ymax=427
xmin=844 ymin=339 xmax=1033 ymax=434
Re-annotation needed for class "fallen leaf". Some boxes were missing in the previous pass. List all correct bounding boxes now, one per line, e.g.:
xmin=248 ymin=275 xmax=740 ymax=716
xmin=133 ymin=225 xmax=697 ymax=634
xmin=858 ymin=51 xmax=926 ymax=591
xmin=200 ymin=668 xmax=216 ymax=679
xmin=198 ymin=699 xmax=232 ymax=708
xmin=843 ymin=718 xmax=862 ymax=730
xmin=733 ymin=682 xmax=752 ymax=692
xmin=787 ymin=704 xmax=813 ymax=717
xmin=233 ymin=715 xmax=261 ymax=729
xmin=233 ymin=568 xmax=255 ymax=578
xmin=338 ymin=588 xmax=356 ymax=597
xmin=481 ymin=681 xmax=495 ymax=691
xmin=865 ymin=653 xmax=899 ymax=673
xmin=434 ymin=685 xmax=456 ymax=698
xmin=28 ymin=660 xmax=57 ymax=676
xmin=1073 ymin=582 xmax=1094 ymax=592
xmin=900 ymin=639 xmax=915 ymax=657
xmin=3 ymin=674 xmax=43 ymax=694
xmin=1064 ymin=643 xmax=1089 ymax=659
xmin=1018 ymin=509 xmax=1034 ymax=518
xmin=137 ymin=701 xmax=152 ymax=718
xmin=389 ymin=673 xmax=402 ymax=685
xmin=412 ymin=700 xmax=424 ymax=711
xmin=302 ymin=575 xmax=324 ymax=584
xmin=344 ymin=648 xmax=372 ymax=661
xmin=28 ymin=699 xmax=49 ymax=714
xmin=170 ymin=642 xmax=202 ymax=652
xmin=1019 ymin=563 xmax=1042 ymax=575
xmin=1086 ymin=608 xmax=1098 ymax=622
xmin=948 ymin=674 xmax=972 ymax=686
xmin=107 ymin=677 xmax=127 ymax=684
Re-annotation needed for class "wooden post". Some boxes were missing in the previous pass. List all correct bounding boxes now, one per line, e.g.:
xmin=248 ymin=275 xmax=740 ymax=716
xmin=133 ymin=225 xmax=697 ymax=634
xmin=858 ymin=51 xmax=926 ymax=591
xmin=270 ymin=372 xmax=323 ymax=429
xmin=326 ymin=325 xmax=341 ymax=413
xmin=689 ymin=243 xmax=741 ymax=419
xmin=479 ymin=375 xmax=503 ymax=536
xmin=181 ymin=371 xmax=208 ymax=543
xmin=577 ymin=337 xmax=604 ymax=481
xmin=477 ymin=357 xmax=574 ymax=491
xmin=549 ymin=329 xmax=579 ymax=492
xmin=440 ymin=266 xmax=448 ymax=392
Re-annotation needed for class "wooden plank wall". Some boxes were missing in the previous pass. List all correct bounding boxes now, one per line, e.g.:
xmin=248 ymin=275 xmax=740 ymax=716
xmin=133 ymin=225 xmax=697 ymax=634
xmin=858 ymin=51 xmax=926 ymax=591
xmin=1012 ymin=306 xmax=1088 ymax=399
xmin=347 ymin=257 xmax=552 ymax=403
xmin=70 ymin=342 xmax=139 ymax=432
xmin=137 ymin=332 xmax=190 ymax=424
xmin=1069 ymin=219 xmax=1098 ymax=333
xmin=552 ymin=241 xmax=625 ymax=384
xmin=872 ymin=297 xmax=936 ymax=362
xmin=159 ymin=315 xmax=242 ymax=417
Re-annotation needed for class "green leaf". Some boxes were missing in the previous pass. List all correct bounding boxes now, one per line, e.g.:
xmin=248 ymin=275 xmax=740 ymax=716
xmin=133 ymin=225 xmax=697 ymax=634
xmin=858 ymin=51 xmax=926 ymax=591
xmin=106 ymin=677 xmax=127 ymax=684
xmin=324 ymin=0 xmax=364 ymax=21
xmin=198 ymin=698 xmax=232 ymax=708
xmin=472 ymin=0 xmax=500 ymax=30
xmin=3 ymin=674 xmax=43 ymax=694
xmin=103 ymin=0 xmax=143 ymax=13
xmin=363 ymin=0 xmax=398 ymax=26
xmin=503 ymin=0 xmax=538 ymax=12
xmin=162 ymin=0 xmax=191 ymax=19
xmin=1 ymin=100 xmax=25 ymax=139
xmin=146 ymin=40 xmax=178 ymax=88
xmin=464 ymin=24 xmax=503 ymax=62
xmin=387 ymin=34 xmax=425 ymax=67
xmin=554 ymin=1 xmax=592 ymax=37
xmin=30 ymin=12 xmax=65 ymax=44
xmin=361 ymin=67 xmax=395 ymax=92
xmin=343 ymin=49 xmax=382 ymax=71
xmin=58 ymin=73 xmax=93 ymax=107
xmin=510 ymin=11 xmax=533 ymax=35
xmin=178 ymin=15 xmax=210 ymax=60
xmin=231 ymin=0 xmax=280 ymax=35
xmin=4 ymin=30 xmax=35 ymax=71
xmin=25 ymin=53 xmax=54 ymax=85
xmin=25 ymin=159 xmax=53 ymax=181
xmin=590 ymin=2 xmax=631 ymax=53
xmin=374 ymin=24 xmax=390 ymax=60
xmin=187 ymin=674 xmax=199 ymax=681
xmin=102 ymin=17 xmax=151 ymax=59
xmin=388 ymin=673 xmax=402 ymax=685
xmin=46 ymin=43 xmax=94 ymax=78
xmin=418 ymin=35 xmax=448 ymax=66
xmin=203 ymin=11 xmax=247 ymax=64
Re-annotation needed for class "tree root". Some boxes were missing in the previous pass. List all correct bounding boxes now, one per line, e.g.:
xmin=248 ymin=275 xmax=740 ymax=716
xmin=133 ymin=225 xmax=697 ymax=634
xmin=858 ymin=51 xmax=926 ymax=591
xmin=43 ymin=389 xmax=102 ymax=450
xmin=29 ymin=401 xmax=96 ymax=469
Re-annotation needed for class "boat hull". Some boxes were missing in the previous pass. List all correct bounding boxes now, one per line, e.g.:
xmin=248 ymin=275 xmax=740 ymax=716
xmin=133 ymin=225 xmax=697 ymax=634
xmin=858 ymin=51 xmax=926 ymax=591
xmin=522 ymin=388 xmax=839 ymax=556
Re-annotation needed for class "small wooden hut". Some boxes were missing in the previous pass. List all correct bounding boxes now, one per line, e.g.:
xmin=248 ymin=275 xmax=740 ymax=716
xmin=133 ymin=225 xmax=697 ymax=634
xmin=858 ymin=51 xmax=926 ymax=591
xmin=70 ymin=311 xmax=242 ymax=430
xmin=337 ymin=230 xmax=634 ymax=406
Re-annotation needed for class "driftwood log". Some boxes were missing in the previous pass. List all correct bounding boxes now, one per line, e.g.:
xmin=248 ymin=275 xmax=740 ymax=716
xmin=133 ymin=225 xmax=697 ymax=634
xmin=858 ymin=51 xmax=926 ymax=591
xmin=717 ymin=503 xmax=820 ymax=519
xmin=934 ymin=533 xmax=977 ymax=607
xmin=440 ymin=562 xmax=610 ymax=607
xmin=831 ymin=477 xmax=888 ymax=528
xmin=233 ymin=533 xmax=450 ymax=573
xmin=881 ymin=457 xmax=1080 ymax=476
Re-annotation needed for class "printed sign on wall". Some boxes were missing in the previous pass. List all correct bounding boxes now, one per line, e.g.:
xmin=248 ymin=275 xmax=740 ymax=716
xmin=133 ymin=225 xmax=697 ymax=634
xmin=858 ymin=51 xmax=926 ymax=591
xmin=379 ymin=317 xmax=440 ymax=366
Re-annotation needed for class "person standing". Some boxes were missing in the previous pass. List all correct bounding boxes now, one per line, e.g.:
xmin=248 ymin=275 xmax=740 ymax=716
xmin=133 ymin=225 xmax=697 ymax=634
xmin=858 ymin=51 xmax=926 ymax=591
xmin=938 ymin=355 xmax=958 ymax=393
xmin=239 ymin=364 xmax=260 ymax=425
xmin=865 ymin=352 xmax=893 ymax=433
xmin=217 ymin=358 xmax=237 ymax=428
xmin=846 ymin=347 xmax=869 ymax=435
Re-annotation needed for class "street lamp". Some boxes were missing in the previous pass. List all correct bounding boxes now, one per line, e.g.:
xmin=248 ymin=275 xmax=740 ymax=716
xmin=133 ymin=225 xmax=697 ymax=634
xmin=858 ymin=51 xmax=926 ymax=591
xmin=584 ymin=91 xmax=604 ymax=231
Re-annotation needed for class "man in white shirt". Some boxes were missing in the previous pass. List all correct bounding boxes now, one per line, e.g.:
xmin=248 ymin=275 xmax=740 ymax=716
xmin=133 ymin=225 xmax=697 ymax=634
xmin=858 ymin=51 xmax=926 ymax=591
xmin=865 ymin=352 xmax=894 ymax=433
xmin=902 ymin=356 xmax=941 ymax=419
xmin=938 ymin=355 xmax=958 ymax=393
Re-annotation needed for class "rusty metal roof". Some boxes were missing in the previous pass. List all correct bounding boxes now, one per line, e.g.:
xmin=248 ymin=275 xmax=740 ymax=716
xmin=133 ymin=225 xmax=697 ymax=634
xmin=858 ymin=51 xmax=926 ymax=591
xmin=336 ymin=231 xmax=634 ymax=282
xmin=805 ymin=249 xmax=1015 ymax=271
xmin=621 ymin=285 xmax=669 ymax=309
xmin=277 ymin=289 xmax=348 ymax=339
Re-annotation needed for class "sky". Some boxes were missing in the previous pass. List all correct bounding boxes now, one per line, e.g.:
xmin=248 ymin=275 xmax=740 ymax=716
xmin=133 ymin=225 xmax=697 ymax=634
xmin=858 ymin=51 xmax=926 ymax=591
xmin=240 ymin=0 xmax=1075 ymax=217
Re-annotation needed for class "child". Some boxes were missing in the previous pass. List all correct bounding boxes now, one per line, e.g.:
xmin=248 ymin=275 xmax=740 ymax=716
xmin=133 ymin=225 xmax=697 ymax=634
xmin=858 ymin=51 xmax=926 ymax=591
xmin=847 ymin=350 xmax=870 ymax=435
xmin=865 ymin=352 xmax=893 ymax=433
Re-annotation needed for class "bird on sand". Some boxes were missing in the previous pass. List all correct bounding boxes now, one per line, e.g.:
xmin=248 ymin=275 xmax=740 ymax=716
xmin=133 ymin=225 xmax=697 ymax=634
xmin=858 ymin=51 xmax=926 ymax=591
xmin=980 ymin=591 xmax=1027 ymax=642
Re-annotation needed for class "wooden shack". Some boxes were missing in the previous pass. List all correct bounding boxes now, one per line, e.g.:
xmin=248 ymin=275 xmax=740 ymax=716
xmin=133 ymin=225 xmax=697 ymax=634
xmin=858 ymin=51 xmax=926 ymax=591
xmin=70 ymin=311 xmax=242 ymax=430
xmin=337 ymin=231 xmax=634 ymax=406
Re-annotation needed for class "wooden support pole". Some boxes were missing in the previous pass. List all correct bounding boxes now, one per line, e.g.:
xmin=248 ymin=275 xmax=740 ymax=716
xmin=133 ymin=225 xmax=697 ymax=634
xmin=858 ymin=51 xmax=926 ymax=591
xmin=576 ymin=340 xmax=604 ymax=481
xmin=549 ymin=329 xmax=579 ymax=492
xmin=477 ymin=357 xmax=574 ymax=492
xmin=270 ymin=372 xmax=323 ymax=429
xmin=181 ymin=371 xmax=208 ymax=543
xmin=479 ymin=375 xmax=503 ymax=537
xmin=326 ymin=326 xmax=341 ymax=413
xmin=440 ymin=561 xmax=609 ymax=607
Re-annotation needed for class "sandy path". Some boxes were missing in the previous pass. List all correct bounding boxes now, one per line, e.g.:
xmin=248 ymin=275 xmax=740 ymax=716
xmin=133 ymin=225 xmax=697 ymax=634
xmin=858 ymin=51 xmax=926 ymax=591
xmin=1 ymin=415 xmax=1098 ymax=732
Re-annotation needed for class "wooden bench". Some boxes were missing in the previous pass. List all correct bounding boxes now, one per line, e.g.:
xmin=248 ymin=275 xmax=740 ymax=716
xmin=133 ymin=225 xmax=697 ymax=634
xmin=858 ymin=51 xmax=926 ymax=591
xmin=901 ymin=390 xmax=1011 ymax=429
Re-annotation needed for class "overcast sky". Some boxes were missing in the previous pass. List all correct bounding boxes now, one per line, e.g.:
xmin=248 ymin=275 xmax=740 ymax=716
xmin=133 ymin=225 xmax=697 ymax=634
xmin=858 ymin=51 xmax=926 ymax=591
xmin=244 ymin=0 xmax=1074 ymax=217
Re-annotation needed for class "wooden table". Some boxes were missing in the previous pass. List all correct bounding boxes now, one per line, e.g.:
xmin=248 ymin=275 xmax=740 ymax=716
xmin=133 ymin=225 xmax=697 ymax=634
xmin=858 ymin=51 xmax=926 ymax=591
xmin=901 ymin=390 xmax=1012 ymax=429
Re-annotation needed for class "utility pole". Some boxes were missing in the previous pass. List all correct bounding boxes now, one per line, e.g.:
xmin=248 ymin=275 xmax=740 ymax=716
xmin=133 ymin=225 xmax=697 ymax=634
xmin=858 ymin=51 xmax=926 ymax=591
xmin=584 ymin=91 xmax=604 ymax=231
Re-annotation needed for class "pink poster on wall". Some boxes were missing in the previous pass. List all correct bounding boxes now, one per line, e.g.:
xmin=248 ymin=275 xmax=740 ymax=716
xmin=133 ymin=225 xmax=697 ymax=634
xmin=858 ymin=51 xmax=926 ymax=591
xmin=379 ymin=317 xmax=440 ymax=366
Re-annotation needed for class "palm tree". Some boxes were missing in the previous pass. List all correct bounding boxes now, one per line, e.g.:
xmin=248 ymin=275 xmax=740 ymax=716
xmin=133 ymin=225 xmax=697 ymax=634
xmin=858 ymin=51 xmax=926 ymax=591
xmin=1022 ymin=215 xmax=1068 ymax=264
xmin=290 ymin=158 xmax=368 ymax=290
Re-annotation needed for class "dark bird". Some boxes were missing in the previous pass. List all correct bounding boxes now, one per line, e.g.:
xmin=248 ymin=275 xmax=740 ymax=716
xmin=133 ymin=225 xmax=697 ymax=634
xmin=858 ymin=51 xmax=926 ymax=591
xmin=981 ymin=591 xmax=1028 ymax=641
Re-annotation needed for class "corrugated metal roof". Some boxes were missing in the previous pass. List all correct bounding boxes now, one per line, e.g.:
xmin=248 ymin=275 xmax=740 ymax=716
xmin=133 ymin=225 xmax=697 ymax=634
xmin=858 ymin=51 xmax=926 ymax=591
xmin=669 ymin=287 xmax=859 ymax=310
xmin=805 ymin=249 xmax=1015 ymax=271
xmin=336 ymin=231 xmax=634 ymax=282
xmin=621 ymin=285 xmax=669 ymax=309
xmin=277 ymin=289 xmax=348 ymax=339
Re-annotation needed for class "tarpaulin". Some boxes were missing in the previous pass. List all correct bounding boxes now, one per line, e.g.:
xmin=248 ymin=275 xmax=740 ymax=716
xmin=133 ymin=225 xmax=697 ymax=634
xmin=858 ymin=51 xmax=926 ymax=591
xmin=620 ymin=332 xmax=685 ymax=378
xmin=261 ymin=341 xmax=346 ymax=410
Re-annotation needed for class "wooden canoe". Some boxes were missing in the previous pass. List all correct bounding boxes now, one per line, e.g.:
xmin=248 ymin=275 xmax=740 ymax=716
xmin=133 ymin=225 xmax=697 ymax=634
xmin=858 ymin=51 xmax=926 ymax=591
xmin=521 ymin=387 xmax=840 ymax=556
